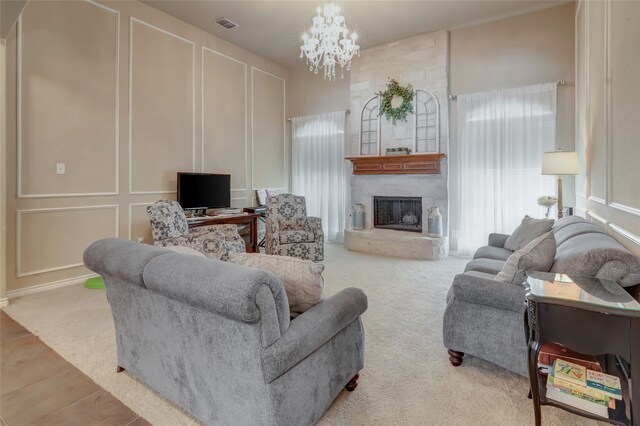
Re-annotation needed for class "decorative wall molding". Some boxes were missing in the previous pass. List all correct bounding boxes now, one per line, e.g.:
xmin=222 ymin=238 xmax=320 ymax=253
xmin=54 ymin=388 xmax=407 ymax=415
xmin=577 ymin=1 xmax=640 ymax=253
xmin=231 ymin=196 xmax=249 ymax=208
xmin=128 ymin=202 xmax=153 ymax=240
xmin=128 ymin=17 xmax=196 ymax=195
xmin=250 ymin=67 xmax=287 ymax=191
xmin=610 ymin=224 xmax=640 ymax=251
xmin=610 ymin=202 xmax=640 ymax=218
xmin=604 ymin=0 xmax=612 ymax=205
xmin=17 ymin=1 xmax=120 ymax=198
xmin=8 ymin=273 xmax=97 ymax=299
xmin=0 ymin=298 xmax=9 ymax=308
xmin=586 ymin=210 xmax=608 ymax=225
xmin=16 ymin=205 xmax=119 ymax=277
xmin=587 ymin=196 xmax=606 ymax=205
xmin=201 ymin=46 xmax=249 ymax=191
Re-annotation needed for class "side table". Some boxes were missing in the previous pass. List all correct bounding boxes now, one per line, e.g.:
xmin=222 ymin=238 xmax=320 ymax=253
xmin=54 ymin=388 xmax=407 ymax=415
xmin=524 ymin=272 xmax=640 ymax=426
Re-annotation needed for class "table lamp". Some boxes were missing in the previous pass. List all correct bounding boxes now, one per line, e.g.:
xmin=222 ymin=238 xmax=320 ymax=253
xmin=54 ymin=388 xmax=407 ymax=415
xmin=541 ymin=150 xmax=579 ymax=219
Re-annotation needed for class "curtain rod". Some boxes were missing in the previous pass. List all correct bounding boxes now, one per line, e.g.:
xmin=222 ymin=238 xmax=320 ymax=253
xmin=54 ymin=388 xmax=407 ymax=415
xmin=287 ymin=109 xmax=350 ymax=122
xmin=447 ymin=80 xmax=568 ymax=100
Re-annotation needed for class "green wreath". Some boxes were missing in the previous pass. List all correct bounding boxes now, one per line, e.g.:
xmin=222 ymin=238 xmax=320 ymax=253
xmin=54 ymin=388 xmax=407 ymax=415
xmin=377 ymin=79 xmax=414 ymax=124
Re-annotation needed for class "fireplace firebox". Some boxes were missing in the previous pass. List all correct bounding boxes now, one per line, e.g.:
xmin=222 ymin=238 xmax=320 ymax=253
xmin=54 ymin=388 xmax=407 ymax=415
xmin=373 ymin=196 xmax=422 ymax=233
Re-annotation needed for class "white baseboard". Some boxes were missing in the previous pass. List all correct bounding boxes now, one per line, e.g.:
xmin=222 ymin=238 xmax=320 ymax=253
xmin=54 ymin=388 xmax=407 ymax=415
xmin=0 ymin=297 xmax=9 ymax=308
xmin=7 ymin=273 xmax=98 ymax=300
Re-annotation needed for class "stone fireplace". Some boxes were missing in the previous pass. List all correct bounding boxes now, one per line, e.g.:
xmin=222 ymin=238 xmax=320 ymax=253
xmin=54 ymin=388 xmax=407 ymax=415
xmin=373 ymin=196 xmax=422 ymax=233
xmin=344 ymin=30 xmax=450 ymax=261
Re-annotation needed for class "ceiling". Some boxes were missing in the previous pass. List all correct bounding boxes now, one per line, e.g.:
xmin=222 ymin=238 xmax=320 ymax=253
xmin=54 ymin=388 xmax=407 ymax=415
xmin=143 ymin=0 xmax=569 ymax=70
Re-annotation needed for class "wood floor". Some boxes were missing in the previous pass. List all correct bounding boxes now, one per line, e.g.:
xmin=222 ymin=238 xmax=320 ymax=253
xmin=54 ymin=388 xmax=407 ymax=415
xmin=1 ymin=310 xmax=150 ymax=426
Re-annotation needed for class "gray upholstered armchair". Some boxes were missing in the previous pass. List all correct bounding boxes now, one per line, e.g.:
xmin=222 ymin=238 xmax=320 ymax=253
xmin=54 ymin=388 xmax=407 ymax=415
xmin=146 ymin=200 xmax=244 ymax=260
xmin=265 ymin=194 xmax=324 ymax=261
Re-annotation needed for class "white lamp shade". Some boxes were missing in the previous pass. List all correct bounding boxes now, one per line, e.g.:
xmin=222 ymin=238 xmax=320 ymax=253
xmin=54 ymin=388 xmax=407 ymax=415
xmin=541 ymin=151 xmax=579 ymax=175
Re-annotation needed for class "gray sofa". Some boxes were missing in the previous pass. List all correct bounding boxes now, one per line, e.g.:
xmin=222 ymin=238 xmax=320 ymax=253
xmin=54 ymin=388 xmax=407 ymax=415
xmin=443 ymin=216 xmax=640 ymax=376
xmin=84 ymin=238 xmax=367 ymax=426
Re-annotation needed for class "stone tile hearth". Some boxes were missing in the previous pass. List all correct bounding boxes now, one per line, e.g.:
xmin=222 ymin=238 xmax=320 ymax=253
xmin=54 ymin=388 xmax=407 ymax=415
xmin=344 ymin=228 xmax=448 ymax=261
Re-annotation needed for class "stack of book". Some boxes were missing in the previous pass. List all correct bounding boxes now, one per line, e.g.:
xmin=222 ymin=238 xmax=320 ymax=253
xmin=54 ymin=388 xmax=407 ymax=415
xmin=546 ymin=358 xmax=622 ymax=419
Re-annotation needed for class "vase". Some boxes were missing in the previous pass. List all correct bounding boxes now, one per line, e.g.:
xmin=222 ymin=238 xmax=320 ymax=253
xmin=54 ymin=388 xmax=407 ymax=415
xmin=427 ymin=206 xmax=443 ymax=238
xmin=352 ymin=203 xmax=365 ymax=230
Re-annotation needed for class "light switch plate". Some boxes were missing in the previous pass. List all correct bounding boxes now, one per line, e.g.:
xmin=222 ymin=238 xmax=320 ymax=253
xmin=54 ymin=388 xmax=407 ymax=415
xmin=56 ymin=163 xmax=65 ymax=175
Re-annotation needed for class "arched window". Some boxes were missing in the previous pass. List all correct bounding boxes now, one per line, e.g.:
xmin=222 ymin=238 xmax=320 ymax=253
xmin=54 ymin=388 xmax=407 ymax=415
xmin=414 ymin=89 xmax=440 ymax=154
xmin=360 ymin=96 xmax=379 ymax=155
xmin=359 ymin=90 xmax=440 ymax=155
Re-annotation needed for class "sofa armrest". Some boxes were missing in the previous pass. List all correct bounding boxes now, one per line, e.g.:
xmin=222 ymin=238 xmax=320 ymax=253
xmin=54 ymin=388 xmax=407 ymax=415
xmin=262 ymin=287 xmax=367 ymax=383
xmin=450 ymin=272 xmax=526 ymax=313
xmin=488 ymin=233 xmax=510 ymax=248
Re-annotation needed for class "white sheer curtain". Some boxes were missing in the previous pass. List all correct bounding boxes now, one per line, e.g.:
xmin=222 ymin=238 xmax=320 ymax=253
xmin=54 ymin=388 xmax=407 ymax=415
xmin=291 ymin=111 xmax=346 ymax=242
xmin=457 ymin=83 xmax=557 ymax=255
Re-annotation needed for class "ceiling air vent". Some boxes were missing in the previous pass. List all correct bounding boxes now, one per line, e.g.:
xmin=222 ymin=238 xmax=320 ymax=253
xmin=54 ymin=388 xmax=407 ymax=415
xmin=215 ymin=18 xmax=238 ymax=30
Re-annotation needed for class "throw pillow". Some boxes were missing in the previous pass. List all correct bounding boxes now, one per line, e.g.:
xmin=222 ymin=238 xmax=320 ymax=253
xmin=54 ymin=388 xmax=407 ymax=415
xmin=228 ymin=252 xmax=324 ymax=316
xmin=504 ymin=215 xmax=555 ymax=251
xmin=164 ymin=245 xmax=206 ymax=257
xmin=497 ymin=231 xmax=557 ymax=283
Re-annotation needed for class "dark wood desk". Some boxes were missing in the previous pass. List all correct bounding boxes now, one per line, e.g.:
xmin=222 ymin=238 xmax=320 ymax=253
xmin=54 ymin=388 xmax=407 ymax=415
xmin=187 ymin=213 xmax=260 ymax=253
xmin=243 ymin=207 xmax=267 ymax=248
xmin=524 ymin=272 xmax=640 ymax=426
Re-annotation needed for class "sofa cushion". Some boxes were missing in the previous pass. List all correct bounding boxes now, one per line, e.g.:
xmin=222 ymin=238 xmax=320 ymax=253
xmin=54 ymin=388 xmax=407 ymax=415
xmin=228 ymin=252 xmax=324 ymax=316
xmin=504 ymin=216 xmax=555 ymax=251
xmin=551 ymin=233 xmax=640 ymax=287
xmin=464 ymin=258 xmax=506 ymax=275
xmin=497 ymin=232 xmax=557 ymax=283
xmin=473 ymin=246 xmax=514 ymax=261
xmin=552 ymin=215 xmax=587 ymax=231
xmin=553 ymin=222 xmax=607 ymax=247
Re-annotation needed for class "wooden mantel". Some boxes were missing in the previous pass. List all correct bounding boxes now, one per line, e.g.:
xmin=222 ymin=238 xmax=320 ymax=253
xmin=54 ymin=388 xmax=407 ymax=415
xmin=346 ymin=153 xmax=446 ymax=175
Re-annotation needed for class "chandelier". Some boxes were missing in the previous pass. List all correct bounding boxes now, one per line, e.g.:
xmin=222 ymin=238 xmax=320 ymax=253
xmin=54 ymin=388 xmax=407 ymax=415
xmin=300 ymin=4 xmax=360 ymax=80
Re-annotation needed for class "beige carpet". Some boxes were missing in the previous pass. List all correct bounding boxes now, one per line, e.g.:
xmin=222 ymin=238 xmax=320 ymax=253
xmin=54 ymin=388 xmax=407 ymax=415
xmin=3 ymin=243 xmax=597 ymax=425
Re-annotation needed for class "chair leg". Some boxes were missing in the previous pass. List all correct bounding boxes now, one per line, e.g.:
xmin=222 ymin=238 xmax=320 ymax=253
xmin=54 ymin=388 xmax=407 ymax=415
xmin=447 ymin=349 xmax=464 ymax=367
xmin=116 ymin=365 xmax=126 ymax=373
xmin=345 ymin=374 xmax=360 ymax=391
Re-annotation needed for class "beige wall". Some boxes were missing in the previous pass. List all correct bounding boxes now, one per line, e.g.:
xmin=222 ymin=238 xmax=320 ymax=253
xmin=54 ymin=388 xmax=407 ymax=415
xmin=1 ymin=37 xmax=7 ymax=305
xmin=4 ymin=0 xmax=289 ymax=295
xmin=448 ymin=3 xmax=575 ymax=250
xmin=289 ymin=64 xmax=351 ymax=118
xmin=575 ymin=0 xmax=640 ymax=256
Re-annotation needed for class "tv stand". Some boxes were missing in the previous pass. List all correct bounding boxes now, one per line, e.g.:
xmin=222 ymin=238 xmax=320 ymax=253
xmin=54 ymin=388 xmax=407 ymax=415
xmin=187 ymin=213 xmax=260 ymax=253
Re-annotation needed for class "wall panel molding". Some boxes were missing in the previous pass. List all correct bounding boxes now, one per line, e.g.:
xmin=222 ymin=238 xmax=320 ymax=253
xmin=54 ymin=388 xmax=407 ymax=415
xmin=250 ymin=67 xmax=286 ymax=191
xmin=586 ymin=210 xmax=608 ymax=225
xmin=128 ymin=202 xmax=153 ymax=240
xmin=16 ymin=205 xmax=119 ymax=277
xmin=610 ymin=224 xmax=640 ymax=252
xmin=610 ymin=203 xmax=640 ymax=218
xmin=128 ymin=17 xmax=195 ymax=195
xmin=201 ymin=46 xmax=249 ymax=191
xmin=8 ymin=273 xmax=97 ymax=299
xmin=17 ymin=1 xmax=120 ymax=198
xmin=576 ymin=0 xmax=640 ymax=255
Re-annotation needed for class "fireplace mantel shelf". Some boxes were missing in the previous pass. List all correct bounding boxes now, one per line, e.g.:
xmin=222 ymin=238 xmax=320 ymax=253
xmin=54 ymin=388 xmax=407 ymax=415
xmin=346 ymin=153 xmax=446 ymax=175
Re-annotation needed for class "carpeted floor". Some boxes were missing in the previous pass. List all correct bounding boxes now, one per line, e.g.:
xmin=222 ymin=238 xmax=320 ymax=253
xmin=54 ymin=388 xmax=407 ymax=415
xmin=3 ymin=243 xmax=597 ymax=425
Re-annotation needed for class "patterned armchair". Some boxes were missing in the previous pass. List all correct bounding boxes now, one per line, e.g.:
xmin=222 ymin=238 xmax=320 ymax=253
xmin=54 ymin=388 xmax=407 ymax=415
xmin=146 ymin=200 xmax=245 ymax=260
xmin=265 ymin=194 xmax=324 ymax=261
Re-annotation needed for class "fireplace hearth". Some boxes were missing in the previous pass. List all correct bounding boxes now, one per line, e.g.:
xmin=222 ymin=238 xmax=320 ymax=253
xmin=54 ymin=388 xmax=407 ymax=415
xmin=374 ymin=196 xmax=422 ymax=233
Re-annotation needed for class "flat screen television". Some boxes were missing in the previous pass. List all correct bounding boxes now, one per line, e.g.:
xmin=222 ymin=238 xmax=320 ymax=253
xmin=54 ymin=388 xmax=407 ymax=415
xmin=177 ymin=172 xmax=231 ymax=210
